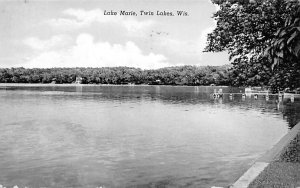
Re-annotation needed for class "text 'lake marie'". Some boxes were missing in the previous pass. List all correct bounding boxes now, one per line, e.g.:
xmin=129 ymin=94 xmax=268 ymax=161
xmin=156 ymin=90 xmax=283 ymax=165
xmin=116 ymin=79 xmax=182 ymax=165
xmin=103 ymin=10 xmax=189 ymax=16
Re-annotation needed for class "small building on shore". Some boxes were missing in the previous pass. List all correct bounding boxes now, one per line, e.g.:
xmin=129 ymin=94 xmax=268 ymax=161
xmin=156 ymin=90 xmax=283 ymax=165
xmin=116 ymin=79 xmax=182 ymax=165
xmin=74 ymin=77 xmax=83 ymax=84
xmin=51 ymin=78 xmax=57 ymax=84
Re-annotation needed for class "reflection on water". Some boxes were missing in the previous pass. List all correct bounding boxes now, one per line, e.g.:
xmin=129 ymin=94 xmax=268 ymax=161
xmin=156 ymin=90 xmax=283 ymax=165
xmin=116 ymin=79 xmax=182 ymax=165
xmin=0 ymin=85 xmax=299 ymax=188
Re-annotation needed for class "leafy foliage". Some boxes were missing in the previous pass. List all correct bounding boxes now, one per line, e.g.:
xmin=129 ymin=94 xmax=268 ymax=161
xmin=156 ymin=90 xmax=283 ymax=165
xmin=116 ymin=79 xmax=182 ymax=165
xmin=0 ymin=66 xmax=232 ymax=86
xmin=264 ymin=3 xmax=300 ymax=90
xmin=265 ymin=3 xmax=300 ymax=65
xmin=205 ymin=0 xmax=300 ymax=91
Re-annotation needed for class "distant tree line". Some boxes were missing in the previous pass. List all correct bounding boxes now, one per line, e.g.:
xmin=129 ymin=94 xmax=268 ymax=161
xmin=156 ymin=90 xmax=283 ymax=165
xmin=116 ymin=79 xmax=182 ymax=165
xmin=0 ymin=65 xmax=232 ymax=86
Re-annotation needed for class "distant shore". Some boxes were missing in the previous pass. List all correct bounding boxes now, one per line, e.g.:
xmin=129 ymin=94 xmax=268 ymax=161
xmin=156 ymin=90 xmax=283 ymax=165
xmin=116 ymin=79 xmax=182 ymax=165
xmin=0 ymin=66 xmax=232 ymax=86
xmin=0 ymin=83 xmax=230 ymax=87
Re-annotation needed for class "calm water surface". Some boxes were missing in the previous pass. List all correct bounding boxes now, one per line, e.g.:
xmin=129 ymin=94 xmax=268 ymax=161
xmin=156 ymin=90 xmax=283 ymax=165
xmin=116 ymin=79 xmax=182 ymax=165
xmin=0 ymin=85 xmax=299 ymax=188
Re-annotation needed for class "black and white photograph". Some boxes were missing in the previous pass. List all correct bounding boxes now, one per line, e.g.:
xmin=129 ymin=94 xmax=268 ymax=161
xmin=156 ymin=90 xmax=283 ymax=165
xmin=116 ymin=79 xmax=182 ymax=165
xmin=0 ymin=0 xmax=300 ymax=187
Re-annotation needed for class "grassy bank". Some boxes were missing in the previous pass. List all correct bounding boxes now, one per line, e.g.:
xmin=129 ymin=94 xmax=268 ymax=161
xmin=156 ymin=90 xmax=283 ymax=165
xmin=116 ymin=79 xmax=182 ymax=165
xmin=249 ymin=132 xmax=300 ymax=187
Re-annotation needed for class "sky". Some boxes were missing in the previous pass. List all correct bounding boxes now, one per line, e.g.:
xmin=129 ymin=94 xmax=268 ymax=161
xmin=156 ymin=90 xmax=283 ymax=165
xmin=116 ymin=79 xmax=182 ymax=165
xmin=0 ymin=0 xmax=229 ymax=69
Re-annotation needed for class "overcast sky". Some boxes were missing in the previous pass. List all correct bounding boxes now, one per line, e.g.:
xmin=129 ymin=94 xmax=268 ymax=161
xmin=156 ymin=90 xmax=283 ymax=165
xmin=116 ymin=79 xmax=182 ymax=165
xmin=0 ymin=0 xmax=229 ymax=69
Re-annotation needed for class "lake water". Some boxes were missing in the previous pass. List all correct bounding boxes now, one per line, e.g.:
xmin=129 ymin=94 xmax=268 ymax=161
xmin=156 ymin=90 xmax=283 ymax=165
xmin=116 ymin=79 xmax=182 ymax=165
xmin=0 ymin=85 xmax=299 ymax=188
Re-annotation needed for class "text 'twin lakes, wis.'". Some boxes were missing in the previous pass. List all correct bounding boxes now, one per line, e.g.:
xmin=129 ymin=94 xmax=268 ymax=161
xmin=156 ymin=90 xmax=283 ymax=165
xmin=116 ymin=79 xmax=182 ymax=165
xmin=103 ymin=10 xmax=189 ymax=16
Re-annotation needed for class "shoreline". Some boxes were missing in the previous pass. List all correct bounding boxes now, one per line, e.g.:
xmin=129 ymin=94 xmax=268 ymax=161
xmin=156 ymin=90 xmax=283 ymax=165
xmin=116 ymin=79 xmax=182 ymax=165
xmin=0 ymin=83 xmax=230 ymax=87
xmin=2 ymin=83 xmax=300 ymax=97
xmin=228 ymin=121 xmax=300 ymax=188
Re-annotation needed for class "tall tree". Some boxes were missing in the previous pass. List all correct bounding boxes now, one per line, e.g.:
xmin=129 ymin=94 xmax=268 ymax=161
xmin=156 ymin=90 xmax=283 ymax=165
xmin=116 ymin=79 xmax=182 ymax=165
xmin=205 ymin=0 xmax=300 ymax=91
